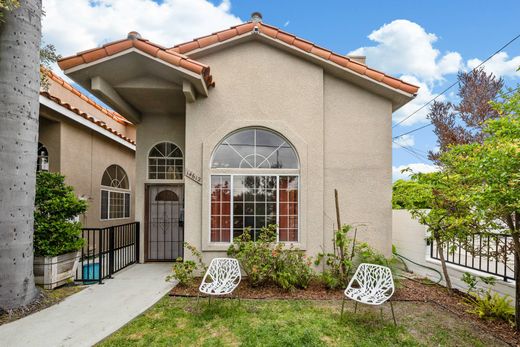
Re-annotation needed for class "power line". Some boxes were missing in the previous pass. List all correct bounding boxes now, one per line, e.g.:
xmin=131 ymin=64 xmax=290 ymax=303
xmin=393 ymin=123 xmax=433 ymax=139
xmin=392 ymin=86 xmax=520 ymax=139
xmin=392 ymin=140 xmax=430 ymax=163
xmin=392 ymin=32 xmax=520 ymax=129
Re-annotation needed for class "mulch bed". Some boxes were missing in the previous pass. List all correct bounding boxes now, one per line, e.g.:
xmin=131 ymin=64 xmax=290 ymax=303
xmin=170 ymin=277 xmax=520 ymax=346
xmin=0 ymin=284 xmax=85 ymax=326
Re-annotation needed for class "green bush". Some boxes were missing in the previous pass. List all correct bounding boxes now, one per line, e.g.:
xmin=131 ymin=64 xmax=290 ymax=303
xmin=272 ymin=246 xmax=314 ymax=290
xmin=314 ymin=224 xmax=395 ymax=289
xmin=34 ymin=172 xmax=88 ymax=257
xmin=461 ymin=272 xmax=514 ymax=323
xmin=166 ymin=242 xmax=207 ymax=286
xmin=227 ymin=225 xmax=314 ymax=290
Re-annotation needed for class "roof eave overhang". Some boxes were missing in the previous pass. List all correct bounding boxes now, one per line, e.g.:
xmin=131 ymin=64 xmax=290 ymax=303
xmin=61 ymin=48 xmax=209 ymax=123
xmin=185 ymin=32 xmax=416 ymax=111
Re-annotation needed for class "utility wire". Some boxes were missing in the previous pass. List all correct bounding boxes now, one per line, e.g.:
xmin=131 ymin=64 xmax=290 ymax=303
xmin=393 ymin=86 xmax=520 ymax=140
xmin=392 ymin=140 xmax=430 ymax=162
xmin=392 ymin=32 xmax=520 ymax=129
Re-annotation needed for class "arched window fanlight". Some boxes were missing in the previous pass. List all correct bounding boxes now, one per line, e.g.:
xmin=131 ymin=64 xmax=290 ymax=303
xmin=211 ymin=128 xmax=299 ymax=169
xmin=155 ymin=190 xmax=179 ymax=202
xmin=148 ymin=142 xmax=183 ymax=180
xmin=101 ymin=164 xmax=129 ymax=189
xmin=37 ymin=142 xmax=49 ymax=172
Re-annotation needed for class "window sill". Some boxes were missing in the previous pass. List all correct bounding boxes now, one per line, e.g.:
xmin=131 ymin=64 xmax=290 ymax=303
xmin=202 ymin=241 xmax=305 ymax=252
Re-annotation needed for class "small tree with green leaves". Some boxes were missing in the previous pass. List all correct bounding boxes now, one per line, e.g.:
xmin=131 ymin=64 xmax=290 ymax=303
xmin=406 ymin=171 xmax=476 ymax=292
xmin=34 ymin=172 xmax=88 ymax=257
xmin=314 ymin=224 xmax=390 ymax=289
xmin=392 ymin=178 xmax=434 ymax=209
xmin=440 ymin=89 xmax=520 ymax=328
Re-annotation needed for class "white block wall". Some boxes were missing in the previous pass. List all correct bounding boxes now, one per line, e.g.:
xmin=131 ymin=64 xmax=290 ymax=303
xmin=392 ymin=209 xmax=515 ymax=299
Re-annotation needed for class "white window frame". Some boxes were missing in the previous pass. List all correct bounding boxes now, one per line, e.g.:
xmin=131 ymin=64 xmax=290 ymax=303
xmin=208 ymin=173 xmax=300 ymax=244
xmin=100 ymin=188 xmax=131 ymax=221
xmin=146 ymin=141 xmax=184 ymax=182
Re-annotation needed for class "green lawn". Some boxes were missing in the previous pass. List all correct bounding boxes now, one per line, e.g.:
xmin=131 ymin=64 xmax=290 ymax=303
xmin=98 ymin=297 xmax=506 ymax=347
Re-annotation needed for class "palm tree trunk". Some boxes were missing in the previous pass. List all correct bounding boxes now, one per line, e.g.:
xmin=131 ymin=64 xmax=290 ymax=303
xmin=0 ymin=0 xmax=42 ymax=309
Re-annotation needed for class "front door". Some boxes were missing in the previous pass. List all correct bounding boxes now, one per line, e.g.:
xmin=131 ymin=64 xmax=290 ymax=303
xmin=146 ymin=185 xmax=184 ymax=261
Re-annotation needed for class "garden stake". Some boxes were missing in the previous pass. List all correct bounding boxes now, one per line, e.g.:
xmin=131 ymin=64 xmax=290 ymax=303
xmin=340 ymin=297 xmax=346 ymax=319
xmin=390 ymin=301 xmax=397 ymax=326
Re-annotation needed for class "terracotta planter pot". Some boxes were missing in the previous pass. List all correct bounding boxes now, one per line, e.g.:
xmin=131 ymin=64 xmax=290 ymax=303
xmin=34 ymin=251 xmax=80 ymax=290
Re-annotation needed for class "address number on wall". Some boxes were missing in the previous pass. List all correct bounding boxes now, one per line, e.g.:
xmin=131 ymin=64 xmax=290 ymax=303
xmin=185 ymin=169 xmax=202 ymax=185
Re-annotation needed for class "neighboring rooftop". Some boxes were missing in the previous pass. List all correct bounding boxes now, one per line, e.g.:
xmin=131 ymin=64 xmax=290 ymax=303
xmin=40 ymin=69 xmax=136 ymax=145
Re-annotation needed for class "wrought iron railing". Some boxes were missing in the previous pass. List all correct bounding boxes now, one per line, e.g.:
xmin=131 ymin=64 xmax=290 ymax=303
xmin=429 ymin=233 xmax=515 ymax=281
xmin=76 ymin=222 xmax=140 ymax=284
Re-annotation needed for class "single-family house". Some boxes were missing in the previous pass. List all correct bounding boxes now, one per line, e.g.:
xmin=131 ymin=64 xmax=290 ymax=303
xmin=57 ymin=13 xmax=418 ymax=263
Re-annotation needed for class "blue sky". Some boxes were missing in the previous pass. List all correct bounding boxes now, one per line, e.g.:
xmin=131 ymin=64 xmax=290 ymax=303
xmin=42 ymin=0 xmax=520 ymax=179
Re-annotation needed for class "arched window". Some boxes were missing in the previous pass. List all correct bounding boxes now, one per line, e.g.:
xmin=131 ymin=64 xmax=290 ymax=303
xmin=212 ymin=128 xmax=298 ymax=169
xmin=101 ymin=165 xmax=130 ymax=220
xmin=210 ymin=128 xmax=299 ymax=243
xmin=148 ymin=142 xmax=183 ymax=180
xmin=37 ymin=142 xmax=49 ymax=172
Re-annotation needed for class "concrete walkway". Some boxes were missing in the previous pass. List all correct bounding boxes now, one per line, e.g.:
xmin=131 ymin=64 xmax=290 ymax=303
xmin=0 ymin=263 xmax=173 ymax=347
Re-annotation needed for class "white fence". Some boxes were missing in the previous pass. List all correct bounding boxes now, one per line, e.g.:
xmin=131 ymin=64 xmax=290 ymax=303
xmin=392 ymin=209 xmax=515 ymax=299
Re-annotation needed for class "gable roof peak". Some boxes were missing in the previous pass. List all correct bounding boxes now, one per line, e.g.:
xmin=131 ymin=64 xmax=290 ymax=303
xmin=169 ymin=21 xmax=419 ymax=96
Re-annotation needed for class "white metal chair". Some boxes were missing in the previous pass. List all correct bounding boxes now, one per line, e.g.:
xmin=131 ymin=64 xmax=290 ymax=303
xmin=341 ymin=263 xmax=396 ymax=325
xmin=198 ymin=258 xmax=241 ymax=305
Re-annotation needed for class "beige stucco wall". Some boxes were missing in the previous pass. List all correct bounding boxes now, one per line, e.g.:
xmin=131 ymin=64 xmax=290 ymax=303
xmin=323 ymin=74 xmax=393 ymax=256
xmin=39 ymin=106 xmax=135 ymax=229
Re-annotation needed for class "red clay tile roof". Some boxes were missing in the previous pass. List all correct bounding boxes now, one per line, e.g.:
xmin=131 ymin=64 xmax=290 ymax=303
xmin=169 ymin=22 xmax=419 ymax=95
xmin=58 ymin=35 xmax=214 ymax=88
xmin=41 ymin=69 xmax=136 ymax=145
xmin=44 ymin=69 xmax=131 ymax=124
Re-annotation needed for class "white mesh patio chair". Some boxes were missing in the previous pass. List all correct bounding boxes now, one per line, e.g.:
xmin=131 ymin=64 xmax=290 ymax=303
xmin=198 ymin=258 xmax=241 ymax=305
xmin=341 ymin=263 xmax=396 ymax=325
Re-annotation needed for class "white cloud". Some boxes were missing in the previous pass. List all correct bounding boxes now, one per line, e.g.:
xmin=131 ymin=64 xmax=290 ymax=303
xmin=392 ymin=75 xmax=446 ymax=126
xmin=284 ymin=20 xmax=290 ymax=27
xmin=392 ymin=163 xmax=439 ymax=181
xmin=349 ymin=19 xmax=463 ymax=83
xmin=392 ymin=134 xmax=415 ymax=148
xmin=42 ymin=0 xmax=242 ymax=57
xmin=467 ymin=52 xmax=520 ymax=79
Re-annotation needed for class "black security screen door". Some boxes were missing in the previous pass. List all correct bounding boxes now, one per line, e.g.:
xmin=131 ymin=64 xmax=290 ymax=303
xmin=147 ymin=185 xmax=184 ymax=261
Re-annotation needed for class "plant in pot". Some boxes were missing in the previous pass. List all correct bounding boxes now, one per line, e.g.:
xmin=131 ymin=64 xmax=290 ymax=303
xmin=33 ymin=172 xmax=88 ymax=289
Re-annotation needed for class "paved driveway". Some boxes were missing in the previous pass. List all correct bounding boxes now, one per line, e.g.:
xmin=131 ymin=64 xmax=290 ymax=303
xmin=0 ymin=263 xmax=173 ymax=347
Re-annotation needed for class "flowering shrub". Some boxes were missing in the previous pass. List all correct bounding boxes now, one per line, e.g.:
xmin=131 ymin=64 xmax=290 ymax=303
xmin=227 ymin=224 xmax=314 ymax=290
